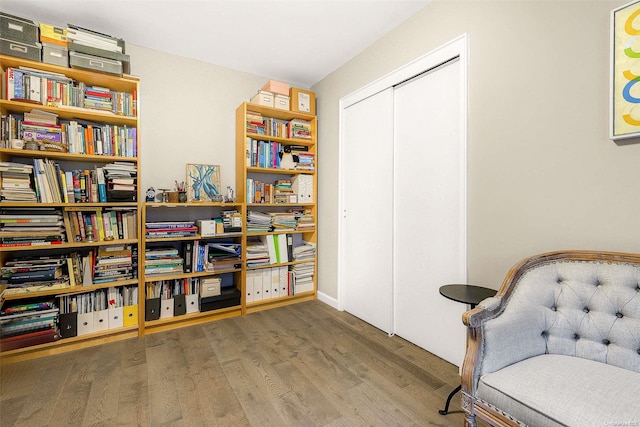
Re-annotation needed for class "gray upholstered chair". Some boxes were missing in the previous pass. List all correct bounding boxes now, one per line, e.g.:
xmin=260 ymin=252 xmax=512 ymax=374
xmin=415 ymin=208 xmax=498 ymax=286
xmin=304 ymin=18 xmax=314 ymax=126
xmin=461 ymin=250 xmax=640 ymax=426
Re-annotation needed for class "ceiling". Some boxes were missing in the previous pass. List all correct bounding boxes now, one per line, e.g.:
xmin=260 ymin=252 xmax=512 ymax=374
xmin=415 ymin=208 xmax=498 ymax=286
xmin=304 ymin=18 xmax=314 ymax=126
xmin=2 ymin=0 xmax=429 ymax=87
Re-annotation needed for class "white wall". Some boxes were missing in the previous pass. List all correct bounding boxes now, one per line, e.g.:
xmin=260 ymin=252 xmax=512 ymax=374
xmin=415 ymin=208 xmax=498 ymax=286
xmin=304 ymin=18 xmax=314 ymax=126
xmin=126 ymin=45 xmax=273 ymax=196
xmin=313 ymin=0 xmax=640 ymax=299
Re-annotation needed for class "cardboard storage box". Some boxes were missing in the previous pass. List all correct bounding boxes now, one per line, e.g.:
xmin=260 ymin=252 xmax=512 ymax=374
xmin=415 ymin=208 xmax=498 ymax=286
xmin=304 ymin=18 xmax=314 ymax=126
xmin=0 ymin=13 xmax=39 ymax=44
xmin=69 ymin=51 xmax=123 ymax=76
xmin=251 ymin=90 xmax=274 ymax=107
xmin=262 ymin=80 xmax=290 ymax=96
xmin=290 ymin=87 xmax=316 ymax=115
xmin=0 ymin=38 xmax=41 ymax=62
xmin=274 ymin=94 xmax=290 ymax=111
xmin=42 ymin=42 xmax=68 ymax=67
xmin=201 ymin=287 xmax=241 ymax=312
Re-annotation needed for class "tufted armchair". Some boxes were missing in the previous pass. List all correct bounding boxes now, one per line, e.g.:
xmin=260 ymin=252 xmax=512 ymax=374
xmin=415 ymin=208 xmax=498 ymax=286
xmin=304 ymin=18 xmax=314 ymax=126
xmin=461 ymin=250 xmax=640 ymax=427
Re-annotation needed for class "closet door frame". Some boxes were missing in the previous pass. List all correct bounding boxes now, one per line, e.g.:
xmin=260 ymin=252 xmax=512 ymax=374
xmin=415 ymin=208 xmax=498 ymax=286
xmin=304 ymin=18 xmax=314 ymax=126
xmin=337 ymin=34 xmax=468 ymax=314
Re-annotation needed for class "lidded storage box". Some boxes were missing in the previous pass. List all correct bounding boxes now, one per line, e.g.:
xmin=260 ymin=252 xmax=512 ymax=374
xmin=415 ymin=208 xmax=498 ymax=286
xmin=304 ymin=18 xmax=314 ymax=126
xmin=0 ymin=13 xmax=39 ymax=44
xmin=0 ymin=38 xmax=41 ymax=62
xmin=69 ymin=51 xmax=122 ymax=76
xmin=251 ymin=90 xmax=274 ymax=107
xmin=42 ymin=42 xmax=68 ymax=67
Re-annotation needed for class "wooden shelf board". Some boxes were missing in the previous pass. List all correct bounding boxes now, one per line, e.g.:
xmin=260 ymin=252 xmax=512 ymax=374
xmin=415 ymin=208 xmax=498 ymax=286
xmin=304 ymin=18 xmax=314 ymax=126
xmin=245 ymin=292 xmax=316 ymax=314
xmin=143 ymin=306 xmax=242 ymax=334
xmin=0 ymin=326 xmax=138 ymax=364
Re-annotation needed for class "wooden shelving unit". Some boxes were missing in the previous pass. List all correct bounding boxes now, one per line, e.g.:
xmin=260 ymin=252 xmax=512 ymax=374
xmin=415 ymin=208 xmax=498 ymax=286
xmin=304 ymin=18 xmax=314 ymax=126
xmin=0 ymin=54 xmax=141 ymax=363
xmin=236 ymin=102 xmax=317 ymax=314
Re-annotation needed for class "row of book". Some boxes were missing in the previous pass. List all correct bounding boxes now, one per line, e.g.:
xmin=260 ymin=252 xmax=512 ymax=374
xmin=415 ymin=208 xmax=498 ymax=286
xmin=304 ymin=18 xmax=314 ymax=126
xmin=245 ymin=233 xmax=315 ymax=267
xmin=4 ymin=67 xmax=137 ymax=117
xmin=0 ymin=159 xmax=136 ymax=204
xmin=246 ymin=175 xmax=312 ymax=204
xmin=66 ymin=208 xmax=137 ymax=243
xmin=245 ymin=263 xmax=314 ymax=303
xmin=245 ymin=111 xmax=312 ymax=140
xmin=245 ymin=138 xmax=314 ymax=171
xmin=145 ymin=240 xmax=243 ymax=277
xmin=1 ymin=110 xmax=138 ymax=157
xmin=0 ymin=244 xmax=137 ymax=296
xmin=246 ymin=209 xmax=315 ymax=233
xmin=145 ymin=221 xmax=198 ymax=239
xmin=0 ymin=207 xmax=66 ymax=247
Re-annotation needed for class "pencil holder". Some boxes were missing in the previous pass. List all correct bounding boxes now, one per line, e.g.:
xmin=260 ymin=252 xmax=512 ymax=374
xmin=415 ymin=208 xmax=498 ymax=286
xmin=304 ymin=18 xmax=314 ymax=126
xmin=178 ymin=191 xmax=187 ymax=203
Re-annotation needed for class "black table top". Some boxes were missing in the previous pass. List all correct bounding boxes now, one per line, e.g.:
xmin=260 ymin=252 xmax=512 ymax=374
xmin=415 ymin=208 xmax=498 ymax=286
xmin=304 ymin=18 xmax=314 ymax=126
xmin=439 ymin=284 xmax=496 ymax=306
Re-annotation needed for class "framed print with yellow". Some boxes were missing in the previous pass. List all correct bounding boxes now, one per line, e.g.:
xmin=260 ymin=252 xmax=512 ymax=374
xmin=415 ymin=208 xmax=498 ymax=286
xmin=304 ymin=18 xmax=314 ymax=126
xmin=611 ymin=0 xmax=640 ymax=141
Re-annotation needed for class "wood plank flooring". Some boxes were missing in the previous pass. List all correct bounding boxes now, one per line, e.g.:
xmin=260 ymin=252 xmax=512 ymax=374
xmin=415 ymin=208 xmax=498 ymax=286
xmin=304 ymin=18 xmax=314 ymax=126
xmin=1 ymin=300 xmax=470 ymax=426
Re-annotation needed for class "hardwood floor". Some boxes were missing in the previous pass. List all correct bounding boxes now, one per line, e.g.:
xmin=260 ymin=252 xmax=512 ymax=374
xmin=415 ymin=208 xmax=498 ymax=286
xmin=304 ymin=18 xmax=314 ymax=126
xmin=0 ymin=301 xmax=470 ymax=426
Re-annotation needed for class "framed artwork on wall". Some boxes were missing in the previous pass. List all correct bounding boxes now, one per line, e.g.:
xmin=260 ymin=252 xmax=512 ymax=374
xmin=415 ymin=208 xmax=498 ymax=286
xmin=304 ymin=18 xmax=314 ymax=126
xmin=611 ymin=0 xmax=640 ymax=141
xmin=186 ymin=164 xmax=221 ymax=202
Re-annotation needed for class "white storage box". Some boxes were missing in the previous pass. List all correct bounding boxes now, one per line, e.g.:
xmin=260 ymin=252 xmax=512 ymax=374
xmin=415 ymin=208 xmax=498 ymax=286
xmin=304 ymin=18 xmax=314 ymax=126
xmin=251 ymin=90 xmax=274 ymax=107
xmin=274 ymin=94 xmax=290 ymax=111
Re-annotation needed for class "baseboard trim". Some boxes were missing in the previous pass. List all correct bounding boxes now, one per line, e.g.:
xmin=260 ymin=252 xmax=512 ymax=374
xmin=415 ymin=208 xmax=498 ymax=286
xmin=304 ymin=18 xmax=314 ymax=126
xmin=317 ymin=291 xmax=339 ymax=310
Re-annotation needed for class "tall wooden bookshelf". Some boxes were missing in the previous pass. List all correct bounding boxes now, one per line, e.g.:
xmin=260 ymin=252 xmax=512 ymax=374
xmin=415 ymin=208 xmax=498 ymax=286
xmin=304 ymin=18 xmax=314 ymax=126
xmin=0 ymin=54 xmax=141 ymax=363
xmin=235 ymin=102 xmax=317 ymax=313
xmin=141 ymin=201 xmax=244 ymax=335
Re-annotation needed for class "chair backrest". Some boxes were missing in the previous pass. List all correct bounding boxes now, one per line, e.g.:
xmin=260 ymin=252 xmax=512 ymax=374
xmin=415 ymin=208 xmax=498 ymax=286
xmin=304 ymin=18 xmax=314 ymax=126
xmin=481 ymin=253 xmax=640 ymax=375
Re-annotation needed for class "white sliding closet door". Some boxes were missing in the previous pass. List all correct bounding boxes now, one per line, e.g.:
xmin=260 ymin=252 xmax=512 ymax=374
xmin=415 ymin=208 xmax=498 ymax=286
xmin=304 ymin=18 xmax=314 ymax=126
xmin=393 ymin=59 xmax=467 ymax=367
xmin=342 ymin=88 xmax=394 ymax=334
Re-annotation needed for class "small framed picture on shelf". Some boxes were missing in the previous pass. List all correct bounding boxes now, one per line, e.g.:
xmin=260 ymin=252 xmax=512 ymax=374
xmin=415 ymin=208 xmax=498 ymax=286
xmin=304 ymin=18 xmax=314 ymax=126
xmin=186 ymin=164 xmax=222 ymax=202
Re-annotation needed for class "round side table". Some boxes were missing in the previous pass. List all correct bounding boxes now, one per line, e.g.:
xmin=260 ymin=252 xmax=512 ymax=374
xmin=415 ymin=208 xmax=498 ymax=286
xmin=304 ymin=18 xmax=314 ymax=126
xmin=438 ymin=284 xmax=497 ymax=416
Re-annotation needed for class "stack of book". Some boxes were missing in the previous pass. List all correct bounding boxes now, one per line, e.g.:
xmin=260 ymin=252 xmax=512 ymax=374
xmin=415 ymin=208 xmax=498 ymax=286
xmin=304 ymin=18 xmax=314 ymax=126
xmin=103 ymin=162 xmax=137 ymax=202
xmin=21 ymin=109 xmax=64 ymax=151
xmin=293 ymin=208 xmax=315 ymax=230
xmin=290 ymin=262 xmax=315 ymax=294
xmin=221 ymin=210 xmax=242 ymax=233
xmin=0 ymin=207 xmax=66 ymax=247
xmin=245 ymin=238 xmax=270 ymax=267
xmin=246 ymin=111 xmax=265 ymax=134
xmin=269 ymin=212 xmax=296 ymax=231
xmin=0 ymin=162 xmax=36 ymax=202
xmin=93 ymin=245 xmax=133 ymax=284
xmin=246 ymin=210 xmax=272 ymax=232
xmin=274 ymin=179 xmax=294 ymax=203
xmin=0 ymin=300 xmax=60 ymax=351
xmin=294 ymin=151 xmax=315 ymax=171
xmin=0 ymin=256 xmax=70 ymax=295
xmin=145 ymin=247 xmax=183 ymax=276
xmin=145 ymin=221 xmax=198 ymax=238
xmin=206 ymin=242 xmax=242 ymax=272
xmin=83 ymin=86 xmax=113 ymax=112
xmin=288 ymin=119 xmax=312 ymax=139
xmin=293 ymin=241 xmax=316 ymax=261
